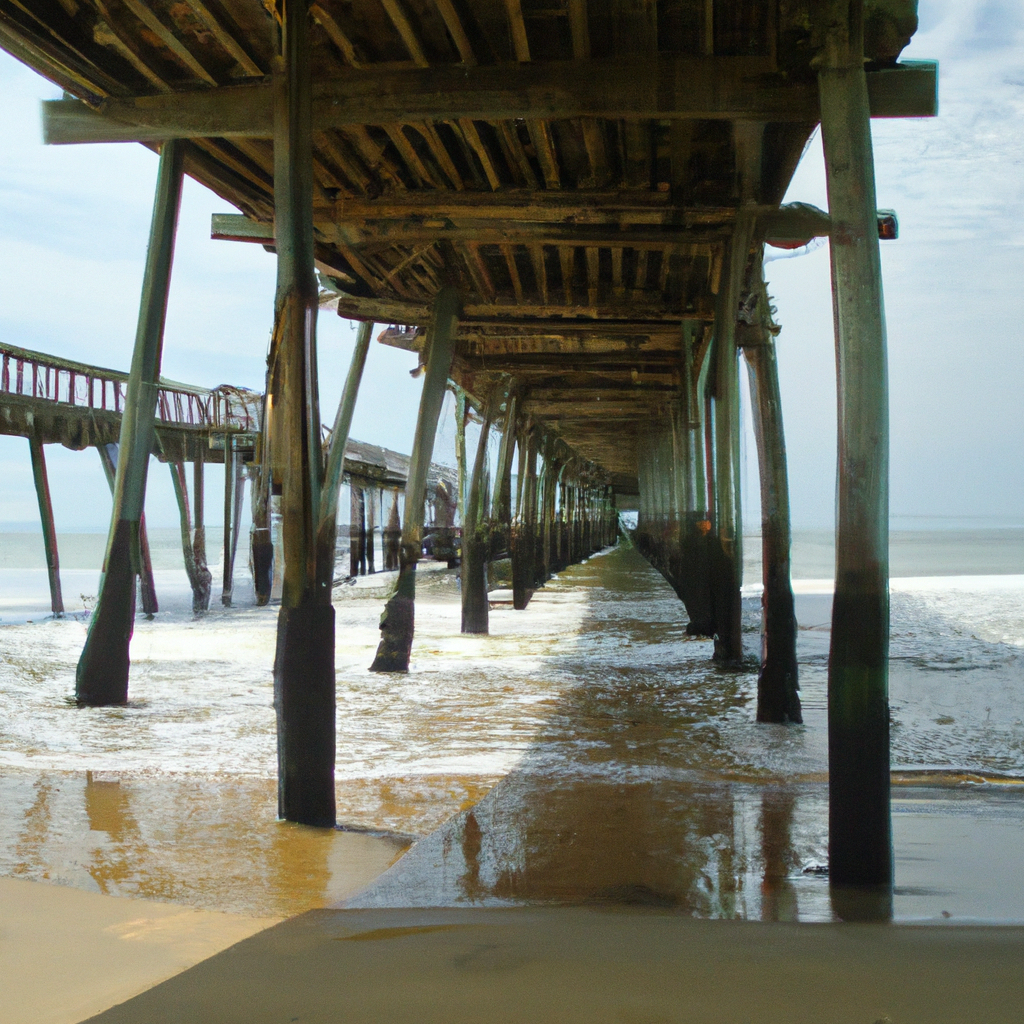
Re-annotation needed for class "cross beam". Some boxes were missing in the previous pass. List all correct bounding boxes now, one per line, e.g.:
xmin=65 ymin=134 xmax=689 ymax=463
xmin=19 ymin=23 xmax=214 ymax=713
xmin=44 ymin=59 xmax=937 ymax=145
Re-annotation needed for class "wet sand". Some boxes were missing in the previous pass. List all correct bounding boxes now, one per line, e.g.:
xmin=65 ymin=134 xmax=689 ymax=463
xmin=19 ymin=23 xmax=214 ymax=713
xmin=0 ymin=877 xmax=278 ymax=1024
xmin=76 ymin=907 xmax=1024 ymax=1024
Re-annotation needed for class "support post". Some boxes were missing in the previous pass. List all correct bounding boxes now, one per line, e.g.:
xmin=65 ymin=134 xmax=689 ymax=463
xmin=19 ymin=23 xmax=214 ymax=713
xmin=492 ymin=389 xmax=518 ymax=556
xmin=271 ymin=0 xmax=334 ymax=827
xmin=29 ymin=437 xmax=63 ymax=616
xmin=743 ymin=263 xmax=802 ymax=725
xmin=818 ymin=0 xmax=892 ymax=896
xmin=454 ymin=385 xmax=468 ymax=535
xmin=251 ymin=396 xmax=274 ymax=605
xmin=349 ymin=485 xmax=364 ymax=577
xmin=384 ymin=491 xmax=401 ymax=570
xmin=192 ymin=457 xmax=211 ymax=611
xmin=462 ymin=388 xmax=501 ymax=633
xmin=371 ymin=285 xmax=460 ymax=672
xmin=512 ymin=428 xmax=537 ymax=609
xmin=222 ymin=439 xmax=245 ymax=606
xmin=98 ymin=443 xmax=157 ymax=618
xmin=366 ymin=486 xmax=376 ymax=574
xmin=710 ymin=217 xmax=753 ymax=665
xmin=76 ymin=139 xmax=183 ymax=705
xmin=318 ymin=318 xmax=373 ymax=592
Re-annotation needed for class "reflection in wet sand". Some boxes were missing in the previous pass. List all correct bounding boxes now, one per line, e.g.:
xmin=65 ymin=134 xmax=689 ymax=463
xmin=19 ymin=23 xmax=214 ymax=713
xmin=0 ymin=770 xmax=408 ymax=917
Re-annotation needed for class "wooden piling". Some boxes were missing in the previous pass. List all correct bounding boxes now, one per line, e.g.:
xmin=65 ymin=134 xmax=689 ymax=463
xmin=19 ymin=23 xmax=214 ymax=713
xmin=491 ymin=390 xmax=518 ymax=557
xmin=222 ymin=439 xmax=245 ymax=606
xmin=251 ymin=396 xmax=274 ymax=605
xmin=349 ymin=485 xmax=365 ymax=576
xmin=370 ymin=285 xmax=460 ymax=672
xmin=271 ymin=0 xmax=334 ymax=827
xmin=76 ymin=139 xmax=184 ymax=706
xmin=512 ymin=428 xmax=538 ymax=609
xmin=818 ymin=0 xmax=892 ymax=892
xmin=192 ymin=457 xmax=211 ymax=611
xmin=454 ymin=385 xmax=468 ymax=532
xmin=28 ymin=437 xmax=63 ymax=617
xmin=743 ymin=262 xmax=802 ymax=725
xmin=98 ymin=443 xmax=157 ymax=618
xmin=384 ymin=491 xmax=400 ymax=570
xmin=709 ymin=217 xmax=753 ymax=665
xmin=317 ymin=318 xmax=373 ymax=594
xmin=462 ymin=389 xmax=501 ymax=633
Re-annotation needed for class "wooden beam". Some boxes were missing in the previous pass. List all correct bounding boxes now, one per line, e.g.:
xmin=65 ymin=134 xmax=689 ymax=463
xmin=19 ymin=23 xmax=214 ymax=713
xmin=380 ymin=0 xmax=430 ymax=68
xmin=527 ymin=119 xmax=560 ymax=189
xmin=311 ymin=3 xmax=362 ymax=68
xmin=119 ymin=0 xmax=218 ymax=86
xmin=433 ymin=0 xmax=476 ymax=65
xmin=504 ymin=0 xmax=531 ymax=61
xmin=457 ymin=118 xmax=502 ymax=190
xmin=184 ymin=0 xmax=263 ymax=77
xmin=40 ymin=61 xmax=941 ymax=144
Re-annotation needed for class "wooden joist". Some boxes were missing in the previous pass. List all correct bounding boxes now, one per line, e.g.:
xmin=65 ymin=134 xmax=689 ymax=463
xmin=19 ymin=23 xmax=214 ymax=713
xmin=42 ymin=60 xmax=939 ymax=144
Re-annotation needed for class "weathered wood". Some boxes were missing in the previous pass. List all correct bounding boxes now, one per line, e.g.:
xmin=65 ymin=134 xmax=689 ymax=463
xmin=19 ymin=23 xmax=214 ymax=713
xmin=370 ymin=285 xmax=460 ymax=672
xmin=169 ymin=460 xmax=211 ymax=614
xmin=317 ymin=319 xmax=373 ymax=593
xmin=272 ymin=0 xmax=334 ymax=829
xmin=818 ymin=3 xmax=892 ymax=896
xmin=28 ymin=437 xmax=63 ymax=617
xmin=349 ymin=485 xmax=366 ymax=576
xmin=454 ymin=385 xmax=468 ymax=527
xmin=383 ymin=490 xmax=401 ymax=570
xmin=192 ymin=456 xmax=212 ymax=611
xmin=511 ymin=427 xmax=537 ymax=610
xmin=462 ymin=388 xmax=501 ymax=634
xmin=76 ymin=139 xmax=184 ymax=706
xmin=710 ymin=215 xmax=754 ymax=665
xmin=222 ymin=440 xmax=245 ymax=607
xmin=742 ymin=277 xmax=801 ymax=725
xmin=42 ymin=61 xmax=938 ymax=144
xmin=97 ymin=442 xmax=157 ymax=618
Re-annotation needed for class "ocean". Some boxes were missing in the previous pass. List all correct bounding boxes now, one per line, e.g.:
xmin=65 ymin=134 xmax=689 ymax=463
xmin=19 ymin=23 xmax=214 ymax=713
xmin=0 ymin=529 xmax=1022 ymax=921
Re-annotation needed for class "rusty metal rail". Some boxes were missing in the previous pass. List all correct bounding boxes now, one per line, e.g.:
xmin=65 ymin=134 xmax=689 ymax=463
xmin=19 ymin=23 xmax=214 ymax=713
xmin=0 ymin=342 xmax=260 ymax=433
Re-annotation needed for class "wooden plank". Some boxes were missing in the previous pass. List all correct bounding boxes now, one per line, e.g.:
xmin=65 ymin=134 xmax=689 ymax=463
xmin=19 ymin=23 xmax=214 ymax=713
xmin=504 ymin=0 xmax=531 ymax=61
xmin=415 ymin=121 xmax=464 ymax=189
xmin=41 ymin=61 xmax=938 ymax=144
xmin=457 ymin=118 xmax=502 ymax=190
xmin=529 ymin=245 xmax=549 ymax=305
xmin=567 ymin=0 xmax=590 ymax=58
xmin=527 ymin=119 xmax=561 ymax=189
xmin=120 ymin=0 xmax=218 ymax=85
xmin=559 ymin=246 xmax=574 ymax=305
xmin=382 ymin=123 xmax=440 ymax=187
xmin=380 ymin=0 xmax=430 ymax=68
xmin=495 ymin=121 xmax=539 ymax=188
xmin=433 ymin=0 xmax=476 ymax=65
xmin=585 ymin=246 xmax=600 ymax=305
xmin=182 ymin=0 xmax=263 ymax=76
xmin=311 ymin=3 xmax=362 ymax=67
xmin=501 ymin=244 xmax=524 ymax=303
xmin=611 ymin=247 xmax=624 ymax=298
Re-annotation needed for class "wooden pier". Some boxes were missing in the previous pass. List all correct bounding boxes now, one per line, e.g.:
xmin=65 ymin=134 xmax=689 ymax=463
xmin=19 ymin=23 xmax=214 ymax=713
xmin=1 ymin=0 xmax=937 ymax=903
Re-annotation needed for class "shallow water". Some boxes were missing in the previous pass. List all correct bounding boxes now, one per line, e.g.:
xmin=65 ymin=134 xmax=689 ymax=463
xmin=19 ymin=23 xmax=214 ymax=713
xmin=1 ymin=540 xmax=1024 ymax=920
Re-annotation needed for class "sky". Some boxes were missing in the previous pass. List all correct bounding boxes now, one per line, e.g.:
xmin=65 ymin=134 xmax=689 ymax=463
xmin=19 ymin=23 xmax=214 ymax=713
xmin=1 ymin=0 xmax=1022 ymax=534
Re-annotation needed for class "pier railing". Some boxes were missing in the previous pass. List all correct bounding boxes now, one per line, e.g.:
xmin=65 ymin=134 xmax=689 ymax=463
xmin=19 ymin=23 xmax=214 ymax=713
xmin=0 ymin=342 xmax=260 ymax=433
